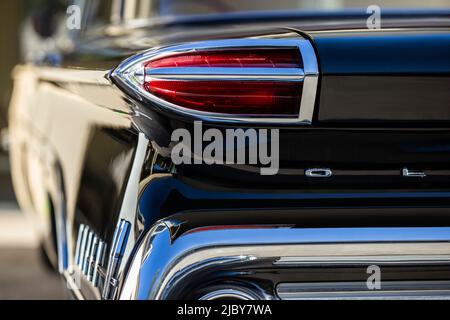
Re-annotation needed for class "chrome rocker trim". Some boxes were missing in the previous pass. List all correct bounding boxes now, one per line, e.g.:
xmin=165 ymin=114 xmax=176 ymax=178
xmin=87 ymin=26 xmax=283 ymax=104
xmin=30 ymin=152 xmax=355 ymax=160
xmin=276 ymin=281 xmax=450 ymax=300
xmin=119 ymin=224 xmax=450 ymax=300
xmin=111 ymin=38 xmax=319 ymax=124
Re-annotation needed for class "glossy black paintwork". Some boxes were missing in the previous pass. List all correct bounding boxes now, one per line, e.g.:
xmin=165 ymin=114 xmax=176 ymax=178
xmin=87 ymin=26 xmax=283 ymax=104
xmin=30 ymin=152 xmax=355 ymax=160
xmin=311 ymin=30 xmax=450 ymax=124
xmin=127 ymin=98 xmax=450 ymax=190
xmin=312 ymin=31 xmax=450 ymax=75
xmin=136 ymin=172 xmax=450 ymax=236
xmin=319 ymin=76 xmax=450 ymax=123
xmin=74 ymin=128 xmax=137 ymax=245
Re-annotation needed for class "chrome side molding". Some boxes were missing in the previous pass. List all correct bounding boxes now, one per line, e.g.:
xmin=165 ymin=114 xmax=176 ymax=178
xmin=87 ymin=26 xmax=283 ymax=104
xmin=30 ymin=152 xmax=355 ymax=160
xmin=74 ymin=224 xmax=86 ymax=266
xmin=92 ymin=240 xmax=106 ymax=287
xmin=103 ymin=219 xmax=131 ymax=299
xmin=73 ymin=224 xmax=106 ymax=288
xmin=82 ymin=230 xmax=94 ymax=273
xmin=274 ymin=255 xmax=450 ymax=267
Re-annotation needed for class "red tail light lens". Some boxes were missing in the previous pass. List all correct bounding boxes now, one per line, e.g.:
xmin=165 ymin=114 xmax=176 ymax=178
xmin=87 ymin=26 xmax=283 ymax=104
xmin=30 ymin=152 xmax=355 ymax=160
xmin=146 ymin=49 xmax=302 ymax=69
xmin=112 ymin=39 xmax=319 ymax=122
xmin=143 ymin=49 xmax=303 ymax=116
xmin=145 ymin=80 xmax=302 ymax=115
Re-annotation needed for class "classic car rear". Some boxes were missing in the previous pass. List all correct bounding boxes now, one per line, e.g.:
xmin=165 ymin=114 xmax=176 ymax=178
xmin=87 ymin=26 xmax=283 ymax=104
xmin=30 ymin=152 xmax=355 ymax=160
xmin=8 ymin=0 xmax=450 ymax=300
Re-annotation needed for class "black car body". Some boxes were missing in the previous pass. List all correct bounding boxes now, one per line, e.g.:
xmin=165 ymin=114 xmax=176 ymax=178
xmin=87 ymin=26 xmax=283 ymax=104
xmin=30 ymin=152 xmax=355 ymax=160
xmin=8 ymin=0 xmax=450 ymax=299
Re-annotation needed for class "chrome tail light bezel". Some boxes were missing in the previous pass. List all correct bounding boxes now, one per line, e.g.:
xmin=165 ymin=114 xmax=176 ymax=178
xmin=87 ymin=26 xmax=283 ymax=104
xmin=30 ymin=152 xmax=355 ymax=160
xmin=111 ymin=38 xmax=319 ymax=124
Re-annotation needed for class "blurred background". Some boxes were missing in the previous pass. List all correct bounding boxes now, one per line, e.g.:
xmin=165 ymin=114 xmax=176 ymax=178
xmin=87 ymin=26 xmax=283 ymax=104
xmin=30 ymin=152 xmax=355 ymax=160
xmin=0 ymin=0 xmax=68 ymax=300
xmin=0 ymin=0 xmax=449 ymax=300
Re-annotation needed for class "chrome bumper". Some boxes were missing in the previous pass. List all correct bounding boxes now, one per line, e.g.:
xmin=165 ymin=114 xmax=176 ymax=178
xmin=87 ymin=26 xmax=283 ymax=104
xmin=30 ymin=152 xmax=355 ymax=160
xmin=119 ymin=223 xmax=450 ymax=300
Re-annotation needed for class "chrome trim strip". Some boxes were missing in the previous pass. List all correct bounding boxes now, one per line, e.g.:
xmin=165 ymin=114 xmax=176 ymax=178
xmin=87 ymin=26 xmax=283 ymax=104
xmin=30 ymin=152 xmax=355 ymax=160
xmin=402 ymin=168 xmax=427 ymax=178
xmin=103 ymin=219 xmax=131 ymax=299
xmin=74 ymin=224 xmax=86 ymax=266
xmin=146 ymin=67 xmax=305 ymax=80
xmin=119 ymin=225 xmax=450 ymax=300
xmin=274 ymin=255 xmax=450 ymax=266
xmin=86 ymin=235 xmax=99 ymax=282
xmin=115 ymin=221 xmax=131 ymax=258
xmin=71 ymin=223 xmax=108 ymax=294
xmin=276 ymin=281 xmax=450 ymax=300
xmin=92 ymin=240 xmax=106 ymax=287
xmin=298 ymin=75 xmax=318 ymax=124
xmin=82 ymin=231 xmax=94 ymax=274
xmin=101 ymin=132 xmax=148 ymax=299
xmin=298 ymin=37 xmax=319 ymax=76
xmin=77 ymin=226 xmax=89 ymax=269
xmin=297 ymin=38 xmax=318 ymax=124
xmin=112 ymin=38 xmax=319 ymax=124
